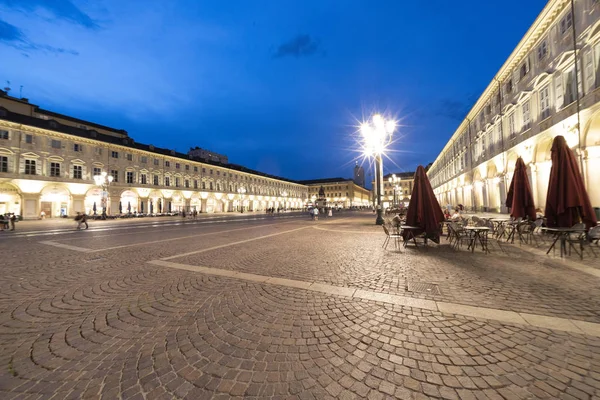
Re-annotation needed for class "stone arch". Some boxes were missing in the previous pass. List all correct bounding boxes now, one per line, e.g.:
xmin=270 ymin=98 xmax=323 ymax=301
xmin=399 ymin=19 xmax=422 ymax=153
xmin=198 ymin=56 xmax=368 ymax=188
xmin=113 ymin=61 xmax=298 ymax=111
xmin=534 ymin=135 xmax=554 ymax=164
xmin=486 ymin=162 xmax=498 ymax=179
xmin=582 ymin=109 xmax=600 ymax=148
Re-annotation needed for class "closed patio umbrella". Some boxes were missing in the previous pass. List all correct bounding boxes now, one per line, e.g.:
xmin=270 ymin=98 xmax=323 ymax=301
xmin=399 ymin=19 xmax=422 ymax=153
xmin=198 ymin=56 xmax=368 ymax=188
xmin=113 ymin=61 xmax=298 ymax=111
xmin=402 ymin=165 xmax=445 ymax=243
xmin=158 ymin=199 xmax=162 ymax=213
xmin=141 ymin=201 xmax=144 ymax=213
xmin=150 ymin=202 xmax=153 ymax=214
xmin=119 ymin=201 xmax=122 ymax=214
xmin=505 ymin=157 xmax=536 ymax=221
xmin=127 ymin=201 xmax=131 ymax=213
xmin=545 ymin=135 xmax=597 ymax=229
xmin=92 ymin=202 xmax=97 ymax=215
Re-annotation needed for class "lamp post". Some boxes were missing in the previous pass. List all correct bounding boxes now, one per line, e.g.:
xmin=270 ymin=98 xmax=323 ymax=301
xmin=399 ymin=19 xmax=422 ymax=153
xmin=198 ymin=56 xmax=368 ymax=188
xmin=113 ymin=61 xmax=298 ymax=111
xmin=361 ymin=114 xmax=396 ymax=225
xmin=93 ymin=171 xmax=113 ymax=220
xmin=237 ymin=187 xmax=246 ymax=213
xmin=388 ymin=174 xmax=400 ymax=208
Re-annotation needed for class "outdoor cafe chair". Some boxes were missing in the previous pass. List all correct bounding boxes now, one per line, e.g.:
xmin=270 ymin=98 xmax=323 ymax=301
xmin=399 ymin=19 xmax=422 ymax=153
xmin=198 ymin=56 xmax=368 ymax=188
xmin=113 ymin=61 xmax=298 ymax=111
xmin=565 ymin=223 xmax=587 ymax=259
xmin=589 ymin=226 xmax=600 ymax=246
xmin=517 ymin=221 xmax=536 ymax=246
xmin=449 ymin=222 xmax=474 ymax=251
xmin=382 ymin=224 xmax=402 ymax=250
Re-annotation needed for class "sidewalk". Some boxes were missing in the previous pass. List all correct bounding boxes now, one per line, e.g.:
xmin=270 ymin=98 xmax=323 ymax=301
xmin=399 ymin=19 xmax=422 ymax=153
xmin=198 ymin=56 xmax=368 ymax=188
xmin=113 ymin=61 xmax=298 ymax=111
xmin=9 ymin=210 xmax=307 ymax=233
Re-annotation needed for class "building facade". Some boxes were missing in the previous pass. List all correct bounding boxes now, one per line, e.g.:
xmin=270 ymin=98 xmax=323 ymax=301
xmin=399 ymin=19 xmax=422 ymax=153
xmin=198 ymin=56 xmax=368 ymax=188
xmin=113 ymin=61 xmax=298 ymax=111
xmin=0 ymin=93 xmax=308 ymax=219
xmin=299 ymin=178 xmax=371 ymax=208
xmin=371 ymin=172 xmax=414 ymax=209
xmin=427 ymin=0 xmax=600 ymax=213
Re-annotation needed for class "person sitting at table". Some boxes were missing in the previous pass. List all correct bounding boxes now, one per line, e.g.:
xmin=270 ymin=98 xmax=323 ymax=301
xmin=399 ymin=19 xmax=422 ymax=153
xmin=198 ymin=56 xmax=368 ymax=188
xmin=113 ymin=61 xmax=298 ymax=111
xmin=443 ymin=208 xmax=451 ymax=220
xmin=535 ymin=208 xmax=544 ymax=219
xmin=450 ymin=208 xmax=462 ymax=221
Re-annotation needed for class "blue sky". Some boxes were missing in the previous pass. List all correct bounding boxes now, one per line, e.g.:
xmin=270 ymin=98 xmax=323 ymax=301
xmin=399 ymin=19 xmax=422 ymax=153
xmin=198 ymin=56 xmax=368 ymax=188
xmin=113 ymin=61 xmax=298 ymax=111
xmin=0 ymin=0 xmax=547 ymax=182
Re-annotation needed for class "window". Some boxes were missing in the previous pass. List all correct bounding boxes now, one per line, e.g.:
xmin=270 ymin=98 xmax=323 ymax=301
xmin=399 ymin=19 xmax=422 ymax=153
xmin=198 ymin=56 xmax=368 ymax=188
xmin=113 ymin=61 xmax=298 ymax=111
xmin=185 ymin=165 xmax=189 ymax=171
xmin=126 ymin=153 xmax=133 ymax=161
xmin=126 ymin=171 xmax=134 ymax=184
xmin=520 ymin=61 xmax=530 ymax=79
xmin=505 ymin=79 xmax=513 ymax=94
xmin=202 ymin=181 xmax=206 ymax=189
xmin=522 ymin=101 xmax=531 ymax=130
xmin=0 ymin=156 xmax=7 ymax=173
xmin=185 ymin=179 xmax=189 ymax=188
xmin=217 ymin=170 xmax=220 ymax=176
xmin=141 ymin=174 xmax=147 ymax=184
xmin=560 ymin=11 xmax=573 ymax=36
xmin=25 ymin=134 xmax=33 ymax=144
xmin=153 ymin=175 xmax=159 ymax=185
xmin=194 ymin=166 xmax=198 ymax=172
xmin=175 ymin=163 xmax=180 ymax=169
xmin=0 ymin=130 xmax=8 ymax=140
xmin=50 ymin=162 xmax=61 ymax=177
xmin=111 ymin=151 xmax=119 ymax=159
xmin=95 ymin=148 xmax=103 ymax=156
xmin=508 ymin=112 xmax=516 ymax=138
xmin=194 ymin=180 xmax=198 ymax=189
xmin=110 ymin=169 xmax=119 ymax=182
xmin=564 ymin=67 xmax=577 ymax=105
xmin=25 ymin=159 xmax=36 ymax=175
xmin=165 ymin=177 xmax=170 ymax=186
xmin=538 ymin=40 xmax=548 ymax=61
xmin=93 ymin=167 xmax=101 ymax=176
xmin=153 ymin=159 xmax=159 ymax=166
xmin=141 ymin=156 xmax=147 ymax=163
xmin=73 ymin=143 xmax=83 ymax=152
xmin=210 ymin=169 xmax=213 ymax=175
xmin=165 ymin=161 xmax=170 ymax=167
xmin=175 ymin=177 xmax=180 ymax=187
xmin=73 ymin=165 xmax=83 ymax=179
xmin=540 ymin=85 xmax=551 ymax=119
xmin=209 ymin=182 xmax=213 ymax=190
xmin=51 ymin=140 xmax=61 ymax=149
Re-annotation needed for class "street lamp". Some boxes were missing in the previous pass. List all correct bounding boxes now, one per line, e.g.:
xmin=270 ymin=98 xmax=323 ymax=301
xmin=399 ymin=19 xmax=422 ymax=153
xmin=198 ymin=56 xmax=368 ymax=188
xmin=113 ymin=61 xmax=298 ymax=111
xmin=93 ymin=171 xmax=113 ymax=219
xmin=237 ymin=187 xmax=246 ymax=213
xmin=361 ymin=114 xmax=396 ymax=225
xmin=388 ymin=174 xmax=400 ymax=208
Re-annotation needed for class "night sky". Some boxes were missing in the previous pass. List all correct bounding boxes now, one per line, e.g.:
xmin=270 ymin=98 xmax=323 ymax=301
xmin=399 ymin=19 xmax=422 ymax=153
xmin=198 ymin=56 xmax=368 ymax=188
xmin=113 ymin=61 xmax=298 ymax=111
xmin=1 ymin=0 xmax=547 ymax=184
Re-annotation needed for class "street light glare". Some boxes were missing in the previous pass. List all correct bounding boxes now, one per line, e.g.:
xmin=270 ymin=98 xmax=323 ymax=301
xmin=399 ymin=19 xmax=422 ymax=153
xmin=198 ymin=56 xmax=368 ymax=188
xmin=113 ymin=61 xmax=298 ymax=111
xmin=385 ymin=120 xmax=396 ymax=134
xmin=360 ymin=123 xmax=371 ymax=138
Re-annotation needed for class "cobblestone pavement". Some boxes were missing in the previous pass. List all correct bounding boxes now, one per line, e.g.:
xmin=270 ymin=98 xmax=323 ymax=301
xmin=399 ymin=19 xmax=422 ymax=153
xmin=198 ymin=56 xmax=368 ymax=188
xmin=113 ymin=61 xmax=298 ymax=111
xmin=1 ymin=212 xmax=599 ymax=399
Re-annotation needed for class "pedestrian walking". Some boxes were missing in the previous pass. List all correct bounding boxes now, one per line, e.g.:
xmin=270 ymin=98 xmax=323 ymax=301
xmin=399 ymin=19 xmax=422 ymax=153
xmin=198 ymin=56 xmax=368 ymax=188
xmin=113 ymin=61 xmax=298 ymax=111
xmin=328 ymin=208 xmax=333 ymax=218
xmin=313 ymin=207 xmax=319 ymax=221
xmin=9 ymin=213 xmax=16 ymax=231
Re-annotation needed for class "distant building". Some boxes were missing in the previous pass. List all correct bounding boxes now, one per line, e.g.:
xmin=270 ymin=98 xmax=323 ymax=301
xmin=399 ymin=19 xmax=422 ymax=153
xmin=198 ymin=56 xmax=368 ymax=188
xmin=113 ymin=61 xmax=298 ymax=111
xmin=298 ymin=178 xmax=371 ymax=208
xmin=371 ymin=171 xmax=415 ymax=209
xmin=353 ymin=162 xmax=365 ymax=187
xmin=188 ymin=147 xmax=228 ymax=164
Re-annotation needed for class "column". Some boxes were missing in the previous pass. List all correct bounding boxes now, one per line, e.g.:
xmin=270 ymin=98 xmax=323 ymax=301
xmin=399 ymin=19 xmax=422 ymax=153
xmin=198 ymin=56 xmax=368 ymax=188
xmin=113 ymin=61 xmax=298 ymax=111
xmin=528 ymin=163 xmax=538 ymax=207
xmin=482 ymin=181 xmax=489 ymax=211
xmin=498 ymin=177 xmax=507 ymax=214
xmin=201 ymin=199 xmax=208 ymax=213
xmin=185 ymin=199 xmax=191 ymax=213
xmin=109 ymin=195 xmax=120 ymax=215
xmin=72 ymin=194 xmax=85 ymax=213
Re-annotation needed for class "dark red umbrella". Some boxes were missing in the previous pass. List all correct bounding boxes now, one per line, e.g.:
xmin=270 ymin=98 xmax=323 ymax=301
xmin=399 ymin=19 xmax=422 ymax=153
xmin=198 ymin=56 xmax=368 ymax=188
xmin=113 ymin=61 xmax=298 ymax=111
xmin=545 ymin=135 xmax=597 ymax=229
xmin=402 ymin=165 xmax=445 ymax=243
xmin=505 ymin=157 xmax=536 ymax=221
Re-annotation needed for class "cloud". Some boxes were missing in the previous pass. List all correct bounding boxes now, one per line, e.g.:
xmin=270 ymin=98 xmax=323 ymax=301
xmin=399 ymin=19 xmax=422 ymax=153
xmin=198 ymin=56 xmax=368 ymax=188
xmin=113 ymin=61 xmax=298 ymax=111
xmin=0 ymin=18 xmax=79 ymax=56
xmin=436 ymin=93 xmax=479 ymax=121
xmin=273 ymin=34 xmax=321 ymax=58
xmin=0 ymin=0 xmax=99 ymax=29
xmin=0 ymin=18 xmax=24 ymax=42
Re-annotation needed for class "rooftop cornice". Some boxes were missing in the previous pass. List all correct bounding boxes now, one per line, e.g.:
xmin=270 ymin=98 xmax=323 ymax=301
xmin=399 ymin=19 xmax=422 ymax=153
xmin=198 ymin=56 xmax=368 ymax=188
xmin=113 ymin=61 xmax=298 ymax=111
xmin=430 ymin=0 xmax=569 ymax=171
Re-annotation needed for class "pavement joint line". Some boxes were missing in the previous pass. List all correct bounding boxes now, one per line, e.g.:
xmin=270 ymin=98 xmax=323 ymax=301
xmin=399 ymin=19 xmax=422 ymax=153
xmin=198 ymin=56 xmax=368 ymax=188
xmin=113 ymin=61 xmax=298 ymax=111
xmin=86 ymin=220 xmax=302 ymax=252
xmin=38 ymin=240 xmax=93 ymax=253
xmin=147 ymin=259 xmax=600 ymax=337
xmin=160 ymin=226 xmax=313 ymax=261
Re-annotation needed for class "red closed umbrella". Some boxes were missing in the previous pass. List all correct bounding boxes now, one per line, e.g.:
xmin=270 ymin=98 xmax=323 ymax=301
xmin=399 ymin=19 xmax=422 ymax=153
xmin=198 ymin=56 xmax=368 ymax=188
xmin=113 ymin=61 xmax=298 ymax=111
xmin=545 ymin=135 xmax=597 ymax=229
xmin=505 ymin=157 xmax=536 ymax=221
xmin=402 ymin=165 xmax=445 ymax=243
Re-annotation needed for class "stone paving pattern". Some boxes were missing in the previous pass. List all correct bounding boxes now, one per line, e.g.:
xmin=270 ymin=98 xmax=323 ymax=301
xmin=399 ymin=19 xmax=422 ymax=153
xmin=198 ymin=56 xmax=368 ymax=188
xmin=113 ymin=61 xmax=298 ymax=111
xmin=0 ymin=213 xmax=599 ymax=399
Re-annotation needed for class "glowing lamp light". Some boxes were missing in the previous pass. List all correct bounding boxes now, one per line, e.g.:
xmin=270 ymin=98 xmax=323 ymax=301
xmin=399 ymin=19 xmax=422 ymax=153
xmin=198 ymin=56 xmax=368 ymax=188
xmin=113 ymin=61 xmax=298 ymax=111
xmin=492 ymin=177 xmax=501 ymax=185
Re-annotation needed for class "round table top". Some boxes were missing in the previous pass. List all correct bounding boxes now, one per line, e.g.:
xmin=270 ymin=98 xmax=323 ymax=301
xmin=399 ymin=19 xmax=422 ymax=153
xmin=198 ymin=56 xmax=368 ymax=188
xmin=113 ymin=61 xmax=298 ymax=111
xmin=464 ymin=226 xmax=490 ymax=231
